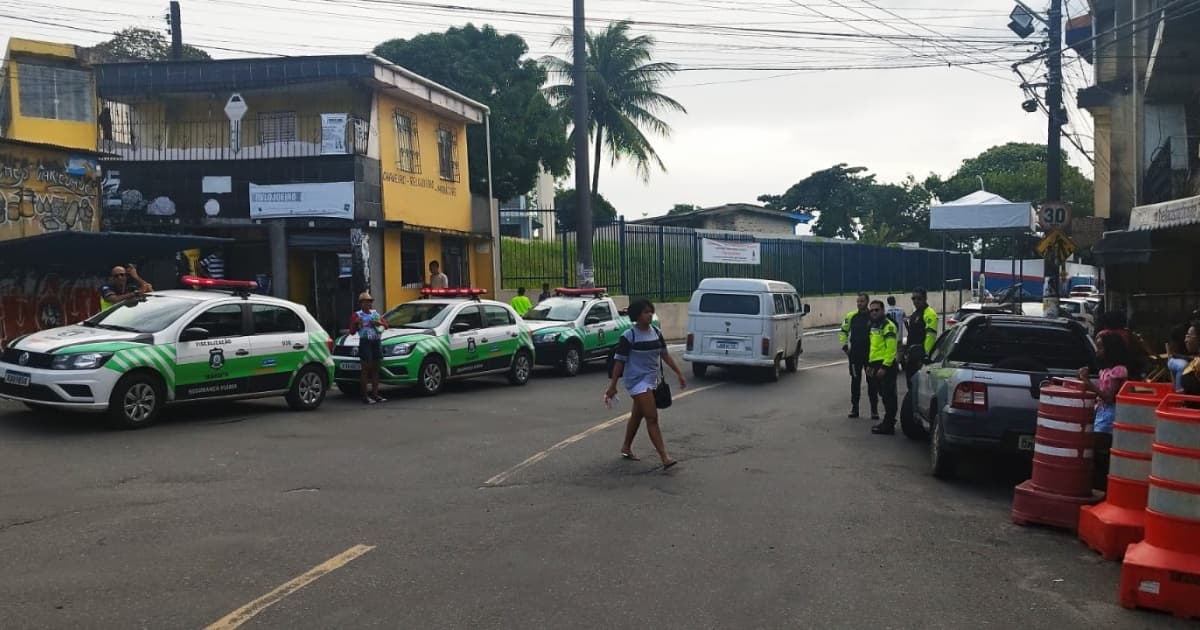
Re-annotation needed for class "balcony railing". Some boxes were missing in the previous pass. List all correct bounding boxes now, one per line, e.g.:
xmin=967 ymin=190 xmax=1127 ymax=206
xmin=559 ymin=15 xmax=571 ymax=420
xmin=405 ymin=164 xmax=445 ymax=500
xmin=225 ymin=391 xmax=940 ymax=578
xmin=98 ymin=114 xmax=369 ymax=161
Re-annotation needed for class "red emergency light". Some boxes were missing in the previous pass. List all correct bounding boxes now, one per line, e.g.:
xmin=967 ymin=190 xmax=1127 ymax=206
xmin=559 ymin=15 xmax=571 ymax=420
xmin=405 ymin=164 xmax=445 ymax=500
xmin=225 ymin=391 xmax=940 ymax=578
xmin=555 ymin=287 xmax=607 ymax=297
xmin=181 ymin=275 xmax=259 ymax=289
xmin=420 ymin=287 xmax=487 ymax=298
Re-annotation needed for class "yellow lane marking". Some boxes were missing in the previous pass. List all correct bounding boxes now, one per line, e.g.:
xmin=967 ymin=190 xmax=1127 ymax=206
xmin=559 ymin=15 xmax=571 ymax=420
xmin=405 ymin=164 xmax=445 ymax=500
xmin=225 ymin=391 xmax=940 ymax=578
xmin=204 ymin=544 xmax=375 ymax=630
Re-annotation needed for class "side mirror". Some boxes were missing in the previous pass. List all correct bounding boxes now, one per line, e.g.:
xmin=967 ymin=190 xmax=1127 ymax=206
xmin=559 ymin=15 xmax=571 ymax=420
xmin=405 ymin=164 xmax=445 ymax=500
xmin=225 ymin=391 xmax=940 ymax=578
xmin=180 ymin=327 xmax=210 ymax=342
xmin=802 ymin=304 xmax=811 ymax=316
xmin=451 ymin=321 xmax=473 ymax=334
xmin=585 ymin=316 xmax=601 ymax=325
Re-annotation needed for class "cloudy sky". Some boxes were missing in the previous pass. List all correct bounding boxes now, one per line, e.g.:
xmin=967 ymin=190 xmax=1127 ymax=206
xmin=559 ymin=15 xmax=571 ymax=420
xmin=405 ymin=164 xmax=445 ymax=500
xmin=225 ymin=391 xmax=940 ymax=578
xmin=1 ymin=0 xmax=1095 ymax=217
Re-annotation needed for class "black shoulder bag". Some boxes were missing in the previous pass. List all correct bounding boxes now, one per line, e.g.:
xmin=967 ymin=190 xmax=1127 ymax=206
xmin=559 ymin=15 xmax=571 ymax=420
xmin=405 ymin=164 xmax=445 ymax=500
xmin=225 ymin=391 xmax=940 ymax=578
xmin=653 ymin=327 xmax=673 ymax=409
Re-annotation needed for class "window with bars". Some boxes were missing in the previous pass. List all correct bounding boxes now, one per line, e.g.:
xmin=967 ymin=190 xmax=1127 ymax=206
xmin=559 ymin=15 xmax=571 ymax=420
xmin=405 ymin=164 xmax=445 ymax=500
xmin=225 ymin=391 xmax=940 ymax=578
xmin=394 ymin=111 xmax=421 ymax=173
xmin=437 ymin=125 xmax=460 ymax=182
xmin=17 ymin=63 xmax=94 ymax=122
xmin=257 ymin=111 xmax=297 ymax=144
xmin=400 ymin=232 xmax=426 ymax=288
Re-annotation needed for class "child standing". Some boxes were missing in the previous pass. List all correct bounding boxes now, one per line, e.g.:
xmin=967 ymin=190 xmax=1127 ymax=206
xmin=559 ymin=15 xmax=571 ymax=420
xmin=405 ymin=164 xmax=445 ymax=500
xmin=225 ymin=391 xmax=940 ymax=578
xmin=1078 ymin=333 xmax=1131 ymax=488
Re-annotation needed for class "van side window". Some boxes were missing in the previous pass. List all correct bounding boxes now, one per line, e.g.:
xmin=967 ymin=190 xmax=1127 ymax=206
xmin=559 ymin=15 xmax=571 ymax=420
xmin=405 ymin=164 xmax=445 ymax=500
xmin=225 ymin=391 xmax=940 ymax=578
xmin=698 ymin=293 xmax=760 ymax=315
xmin=773 ymin=294 xmax=786 ymax=314
xmin=784 ymin=294 xmax=798 ymax=314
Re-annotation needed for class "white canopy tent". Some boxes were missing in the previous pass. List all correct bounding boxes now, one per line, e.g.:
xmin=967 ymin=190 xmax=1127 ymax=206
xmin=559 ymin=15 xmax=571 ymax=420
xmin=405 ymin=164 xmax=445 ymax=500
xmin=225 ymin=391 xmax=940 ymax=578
xmin=929 ymin=190 xmax=1036 ymax=233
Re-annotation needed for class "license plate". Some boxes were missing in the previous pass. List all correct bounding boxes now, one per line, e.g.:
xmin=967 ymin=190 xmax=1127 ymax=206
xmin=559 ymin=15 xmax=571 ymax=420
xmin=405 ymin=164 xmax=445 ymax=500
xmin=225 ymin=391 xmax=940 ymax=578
xmin=715 ymin=341 xmax=740 ymax=350
xmin=1017 ymin=435 xmax=1035 ymax=451
xmin=4 ymin=370 xmax=31 ymax=387
xmin=339 ymin=362 xmax=361 ymax=371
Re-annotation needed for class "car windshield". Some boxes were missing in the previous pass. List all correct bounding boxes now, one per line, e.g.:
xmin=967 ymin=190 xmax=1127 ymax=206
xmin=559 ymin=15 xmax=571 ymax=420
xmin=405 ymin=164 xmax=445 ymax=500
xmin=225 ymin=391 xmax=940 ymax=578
xmin=384 ymin=302 xmax=452 ymax=329
xmin=949 ymin=322 xmax=1094 ymax=371
xmin=1059 ymin=301 xmax=1082 ymax=314
xmin=523 ymin=298 xmax=585 ymax=322
xmin=84 ymin=295 xmax=200 ymax=333
xmin=699 ymin=293 xmax=761 ymax=315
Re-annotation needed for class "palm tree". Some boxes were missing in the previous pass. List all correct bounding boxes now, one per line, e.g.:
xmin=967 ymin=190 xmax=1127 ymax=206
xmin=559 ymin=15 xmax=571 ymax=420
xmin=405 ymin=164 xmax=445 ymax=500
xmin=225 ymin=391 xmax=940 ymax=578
xmin=544 ymin=21 xmax=686 ymax=197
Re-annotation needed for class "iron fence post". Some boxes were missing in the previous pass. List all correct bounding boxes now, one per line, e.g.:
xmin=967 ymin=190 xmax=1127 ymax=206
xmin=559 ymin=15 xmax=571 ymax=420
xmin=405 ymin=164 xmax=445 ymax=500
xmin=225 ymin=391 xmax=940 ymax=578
xmin=657 ymin=225 xmax=666 ymax=301
xmin=561 ymin=226 xmax=570 ymax=287
xmin=618 ymin=216 xmax=627 ymax=295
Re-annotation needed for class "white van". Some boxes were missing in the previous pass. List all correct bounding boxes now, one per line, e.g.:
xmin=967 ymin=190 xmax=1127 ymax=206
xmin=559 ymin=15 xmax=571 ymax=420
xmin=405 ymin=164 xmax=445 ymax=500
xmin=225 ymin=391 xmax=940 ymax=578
xmin=683 ymin=278 xmax=809 ymax=381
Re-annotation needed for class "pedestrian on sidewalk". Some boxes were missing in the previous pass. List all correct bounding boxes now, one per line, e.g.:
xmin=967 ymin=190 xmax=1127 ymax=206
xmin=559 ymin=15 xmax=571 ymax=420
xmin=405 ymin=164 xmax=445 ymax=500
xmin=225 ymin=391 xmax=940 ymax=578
xmin=605 ymin=299 xmax=686 ymax=470
xmin=840 ymin=293 xmax=874 ymax=419
xmin=537 ymin=282 xmax=552 ymax=303
xmin=866 ymin=300 xmax=900 ymax=435
xmin=350 ymin=292 xmax=387 ymax=404
xmin=510 ymin=287 xmax=533 ymax=316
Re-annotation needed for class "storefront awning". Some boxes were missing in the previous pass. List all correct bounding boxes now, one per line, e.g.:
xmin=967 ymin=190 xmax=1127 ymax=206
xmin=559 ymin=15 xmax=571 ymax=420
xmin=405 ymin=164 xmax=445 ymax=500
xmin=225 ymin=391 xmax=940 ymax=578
xmin=0 ymin=231 xmax=233 ymax=267
xmin=1129 ymin=194 xmax=1200 ymax=231
xmin=1092 ymin=229 xmax=1156 ymax=265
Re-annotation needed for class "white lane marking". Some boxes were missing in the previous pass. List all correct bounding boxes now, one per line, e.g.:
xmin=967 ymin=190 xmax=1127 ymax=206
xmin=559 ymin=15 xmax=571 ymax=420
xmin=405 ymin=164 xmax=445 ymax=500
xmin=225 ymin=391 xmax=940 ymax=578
xmin=482 ymin=359 xmax=848 ymax=487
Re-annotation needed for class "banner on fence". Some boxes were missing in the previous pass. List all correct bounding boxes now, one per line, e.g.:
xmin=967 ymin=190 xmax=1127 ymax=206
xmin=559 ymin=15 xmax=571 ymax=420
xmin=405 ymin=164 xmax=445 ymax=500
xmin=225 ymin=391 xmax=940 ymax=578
xmin=701 ymin=238 xmax=760 ymax=265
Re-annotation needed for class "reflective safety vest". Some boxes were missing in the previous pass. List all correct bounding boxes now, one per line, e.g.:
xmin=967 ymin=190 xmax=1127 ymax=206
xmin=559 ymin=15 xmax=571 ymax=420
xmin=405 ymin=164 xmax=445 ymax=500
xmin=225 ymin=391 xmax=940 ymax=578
xmin=868 ymin=318 xmax=898 ymax=367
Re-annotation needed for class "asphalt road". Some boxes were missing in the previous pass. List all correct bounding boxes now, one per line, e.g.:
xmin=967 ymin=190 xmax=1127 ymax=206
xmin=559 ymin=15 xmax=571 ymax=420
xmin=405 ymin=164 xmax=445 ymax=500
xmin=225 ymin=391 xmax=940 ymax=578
xmin=0 ymin=332 xmax=1190 ymax=629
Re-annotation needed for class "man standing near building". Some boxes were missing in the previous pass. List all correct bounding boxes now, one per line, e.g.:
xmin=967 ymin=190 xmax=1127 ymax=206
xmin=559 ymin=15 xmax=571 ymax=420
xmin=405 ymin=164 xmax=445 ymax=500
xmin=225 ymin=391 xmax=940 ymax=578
xmin=538 ymin=282 xmax=552 ymax=303
xmin=866 ymin=300 xmax=900 ymax=435
xmin=840 ymin=293 xmax=875 ymax=419
xmin=510 ymin=287 xmax=533 ymax=316
xmin=429 ymin=260 xmax=449 ymax=289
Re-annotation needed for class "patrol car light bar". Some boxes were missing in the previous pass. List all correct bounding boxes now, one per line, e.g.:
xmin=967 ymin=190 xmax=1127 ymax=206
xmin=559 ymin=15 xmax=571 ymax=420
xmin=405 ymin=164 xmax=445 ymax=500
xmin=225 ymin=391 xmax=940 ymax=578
xmin=555 ymin=287 xmax=607 ymax=297
xmin=181 ymin=275 xmax=259 ymax=289
xmin=420 ymin=288 xmax=487 ymax=297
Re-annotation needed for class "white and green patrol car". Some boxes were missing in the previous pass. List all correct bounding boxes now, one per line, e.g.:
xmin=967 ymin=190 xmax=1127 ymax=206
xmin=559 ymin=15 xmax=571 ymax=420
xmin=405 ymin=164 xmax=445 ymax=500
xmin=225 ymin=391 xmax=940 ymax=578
xmin=524 ymin=289 xmax=655 ymax=377
xmin=0 ymin=281 xmax=334 ymax=429
xmin=331 ymin=291 xmax=535 ymax=396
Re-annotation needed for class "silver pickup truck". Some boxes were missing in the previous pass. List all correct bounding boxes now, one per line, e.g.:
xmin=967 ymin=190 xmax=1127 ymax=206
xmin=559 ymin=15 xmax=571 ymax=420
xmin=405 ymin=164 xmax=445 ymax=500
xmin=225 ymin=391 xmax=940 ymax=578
xmin=902 ymin=314 xmax=1097 ymax=479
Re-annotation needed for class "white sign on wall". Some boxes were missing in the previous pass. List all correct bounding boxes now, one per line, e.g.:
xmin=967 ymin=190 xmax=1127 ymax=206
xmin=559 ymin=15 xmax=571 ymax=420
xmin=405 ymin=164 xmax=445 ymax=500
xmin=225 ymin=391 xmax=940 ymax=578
xmin=701 ymin=238 xmax=761 ymax=265
xmin=321 ymin=113 xmax=348 ymax=155
xmin=249 ymin=181 xmax=355 ymax=220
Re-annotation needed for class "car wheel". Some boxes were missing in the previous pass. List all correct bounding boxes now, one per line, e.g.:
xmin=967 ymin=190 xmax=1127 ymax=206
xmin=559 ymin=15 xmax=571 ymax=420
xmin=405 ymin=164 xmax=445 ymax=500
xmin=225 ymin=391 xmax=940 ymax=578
xmin=692 ymin=362 xmax=708 ymax=378
xmin=785 ymin=343 xmax=799 ymax=372
xmin=417 ymin=357 xmax=445 ymax=396
xmin=337 ymin=381 xmax=361 ymax=398
xmin=508 ymin=350 xmax=533 ymax=386
xmin=930 ymin=410 xmax=957 ymax=480
xmin=560 ymin=344 xmax=582 ymax=377
xmin=107 ymin=372 xmax=164 ymax=430
xmin=765 ymin=358 xmax=781 ymax=382
xmin=900 ymin=390 xmax=927 ymax=441
xmin=286 ymin=365 xmax=327 ymax=411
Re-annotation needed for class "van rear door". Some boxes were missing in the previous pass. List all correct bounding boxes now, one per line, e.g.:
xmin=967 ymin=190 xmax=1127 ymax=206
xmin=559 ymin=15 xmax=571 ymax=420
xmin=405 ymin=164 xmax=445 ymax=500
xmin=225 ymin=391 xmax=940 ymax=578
xmin=692 ymin=292 xmax=764 ymax=359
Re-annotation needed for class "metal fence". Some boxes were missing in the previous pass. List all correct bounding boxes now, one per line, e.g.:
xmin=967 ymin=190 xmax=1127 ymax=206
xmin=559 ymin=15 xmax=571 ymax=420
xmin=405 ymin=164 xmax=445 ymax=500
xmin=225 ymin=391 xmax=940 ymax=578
xmin=500 ymin=211 xmax=972 ymax=300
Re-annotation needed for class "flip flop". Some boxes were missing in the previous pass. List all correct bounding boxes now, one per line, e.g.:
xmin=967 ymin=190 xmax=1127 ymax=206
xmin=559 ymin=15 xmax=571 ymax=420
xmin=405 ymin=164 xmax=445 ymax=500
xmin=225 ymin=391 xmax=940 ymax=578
xmin=662 ymin=460 xmax=678 ymax=471
xmin=620 ymin=452 xmax=641 ymax=461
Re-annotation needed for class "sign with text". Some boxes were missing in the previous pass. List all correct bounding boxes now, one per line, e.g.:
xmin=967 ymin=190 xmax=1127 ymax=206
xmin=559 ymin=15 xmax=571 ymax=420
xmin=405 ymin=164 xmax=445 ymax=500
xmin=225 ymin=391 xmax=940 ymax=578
xmin=1038 ymin=201 xmax=1072 ymax=231
xmin=320 ymin=113 xmax=348 ymax=155
xmin=249 ymin=181 xmax=355 ymax=220
xmin=701 ymin=238 xmax=761 ymax=265
xmin=1129 ymin=194 xmax=1200 ymax=231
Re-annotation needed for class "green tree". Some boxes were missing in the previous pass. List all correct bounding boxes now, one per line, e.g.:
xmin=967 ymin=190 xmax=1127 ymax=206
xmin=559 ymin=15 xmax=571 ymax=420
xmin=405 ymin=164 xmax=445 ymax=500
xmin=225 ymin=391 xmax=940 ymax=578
xmin=927 ymin=142 xmax=1093 ymax=215
xmin=864 ymin=176 xmax=937 ymax=247
xmin=544 ymin=21 xmax=686 ymax=197
xmin=91 ymin=27 xmax=210 ymax=62
xmin=667 ymin=203 xmax=699 ymax=215
xmin=555 ymin=188 xmax=617 ymax=231
xmin=759 ymin=164 xmax=875 ymax=239
xmin=374 ymin=25 xmax=570 ymax=201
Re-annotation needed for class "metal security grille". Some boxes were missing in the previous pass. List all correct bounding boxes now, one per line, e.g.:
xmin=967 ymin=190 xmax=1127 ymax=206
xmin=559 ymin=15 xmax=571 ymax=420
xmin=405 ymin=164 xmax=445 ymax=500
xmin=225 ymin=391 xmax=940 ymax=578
xmin=394 ymin=111 xmax=421 ymax=173
xmin=17 ymin=63 xmax=94 ymax=121
xmin=257 ymin=111 xmax=297 ymax=144
xmin=436 ymin=125 xmax=460 ymax=182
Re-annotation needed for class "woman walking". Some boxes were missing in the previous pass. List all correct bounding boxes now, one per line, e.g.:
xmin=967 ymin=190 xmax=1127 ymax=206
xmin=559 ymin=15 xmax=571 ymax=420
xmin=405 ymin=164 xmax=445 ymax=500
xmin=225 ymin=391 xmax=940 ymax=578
xmin=605 ymin=299 xmax=687 ymax=469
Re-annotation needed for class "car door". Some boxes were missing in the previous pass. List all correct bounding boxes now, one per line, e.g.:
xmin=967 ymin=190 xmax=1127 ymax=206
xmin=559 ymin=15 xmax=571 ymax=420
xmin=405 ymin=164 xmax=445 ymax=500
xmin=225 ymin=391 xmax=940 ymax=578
xmin=175 ymin=302 xmax=251 ymax=400
xmin=481 ymin=305 xmax=521 ymax=371
xmin=771 ymin=293 xmax=788 ymax=357
xmin=248 ymin=302 xmax=309 ymax=393
xmin=582 ymin=301 xmax=618 ymax=359
xmin=784 ymin=293 xmax=802 ymax=353
xmin=447 ymin=305 xmax=486 ymax=376
xmin=914 ymin=329 xmax=956 ymax=425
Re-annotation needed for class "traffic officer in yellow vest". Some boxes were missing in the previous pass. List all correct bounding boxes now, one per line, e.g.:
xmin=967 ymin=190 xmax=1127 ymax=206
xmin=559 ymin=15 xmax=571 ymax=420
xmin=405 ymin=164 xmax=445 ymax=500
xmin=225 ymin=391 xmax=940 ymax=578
xmin=99 ymin=264 xmax=152 ymax=312
xmin=899 ymin=286 xmax=939 ymax=385
xmin=865 ymin=299 xmax=900 ymax=435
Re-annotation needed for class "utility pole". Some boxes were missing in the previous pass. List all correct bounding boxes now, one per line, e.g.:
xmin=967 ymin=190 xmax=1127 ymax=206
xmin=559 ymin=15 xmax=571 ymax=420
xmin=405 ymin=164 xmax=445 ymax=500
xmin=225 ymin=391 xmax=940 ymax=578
xmin=1043 ymin=0 xmax=1064 ymax=315
xmin=168 ymin=1 xmax=183 ymax=60
xmin=571 ymin=0 xmax=594 ymax=287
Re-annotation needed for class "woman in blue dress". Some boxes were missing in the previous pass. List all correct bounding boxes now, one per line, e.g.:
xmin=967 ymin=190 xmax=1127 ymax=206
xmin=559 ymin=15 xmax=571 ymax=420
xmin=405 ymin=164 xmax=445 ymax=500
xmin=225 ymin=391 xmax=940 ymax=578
xmin=605 ymin=299 xmax=687 ymax=469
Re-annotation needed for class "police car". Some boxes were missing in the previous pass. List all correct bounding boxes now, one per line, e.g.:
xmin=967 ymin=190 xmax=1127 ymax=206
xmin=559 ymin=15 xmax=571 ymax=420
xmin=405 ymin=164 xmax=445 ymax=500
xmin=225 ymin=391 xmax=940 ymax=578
xmin=331 ymin=288 xmax=535 ymax=396
xmin=524 ymin=288 xmax=641 ymax=376
xmin=0 ymin=276 xmax=334 ymax=429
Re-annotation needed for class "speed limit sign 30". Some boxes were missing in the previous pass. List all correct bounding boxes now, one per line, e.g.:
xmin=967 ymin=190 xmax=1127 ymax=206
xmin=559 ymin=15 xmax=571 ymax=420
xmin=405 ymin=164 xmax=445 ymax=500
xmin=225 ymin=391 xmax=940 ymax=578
xmin=1039 ymin=201 xmax=1072 ymax=231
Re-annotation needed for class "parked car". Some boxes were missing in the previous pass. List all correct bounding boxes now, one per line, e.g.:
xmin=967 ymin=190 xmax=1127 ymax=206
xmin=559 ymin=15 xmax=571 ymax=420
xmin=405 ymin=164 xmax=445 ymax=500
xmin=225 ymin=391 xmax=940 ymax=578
xmin=902 ymin=314 xmax=1096 ymax=479
xmin=1069 ymin=284 xmax=1100 ymax=298
xmin=682 ymin=278 xmax=809 ymax=382
xmin=1058 ymin=297 xmax=1096 ymax=333
xmin=948 ymin=300 xmax=1044 ymax=327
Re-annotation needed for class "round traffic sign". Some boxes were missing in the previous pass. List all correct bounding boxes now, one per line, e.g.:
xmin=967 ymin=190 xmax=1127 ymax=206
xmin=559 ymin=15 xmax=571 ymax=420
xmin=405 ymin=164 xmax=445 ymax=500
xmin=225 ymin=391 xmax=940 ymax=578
xmin=1039 ymin=202 xmax=1072 ymax=231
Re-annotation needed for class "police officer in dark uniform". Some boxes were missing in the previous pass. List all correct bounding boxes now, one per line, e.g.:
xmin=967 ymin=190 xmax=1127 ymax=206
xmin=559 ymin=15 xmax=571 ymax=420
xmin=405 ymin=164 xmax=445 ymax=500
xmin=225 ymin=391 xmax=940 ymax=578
xmin=840 ymin=293 xmax=874 ymax=419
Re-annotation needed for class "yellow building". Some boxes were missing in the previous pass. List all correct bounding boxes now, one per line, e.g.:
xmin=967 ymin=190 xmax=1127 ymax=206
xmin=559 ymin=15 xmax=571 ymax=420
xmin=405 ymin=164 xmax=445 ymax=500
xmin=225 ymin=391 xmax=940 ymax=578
xmin=0 ymin=38 xmax=98 ymax=151
xmin=94 ymin=54 xmax=495 ymax=332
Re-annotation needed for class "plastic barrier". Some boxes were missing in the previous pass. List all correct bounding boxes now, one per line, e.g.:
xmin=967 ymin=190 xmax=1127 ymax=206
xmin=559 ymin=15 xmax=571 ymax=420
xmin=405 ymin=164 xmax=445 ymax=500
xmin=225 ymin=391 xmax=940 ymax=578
xmin=1119 ymin=394 xmax=1200 ymax=619
xmin=1012 ymin=378 xmax=1103 ymax=531
xmin=1079 ymin=382 xmax=1173 ymax=560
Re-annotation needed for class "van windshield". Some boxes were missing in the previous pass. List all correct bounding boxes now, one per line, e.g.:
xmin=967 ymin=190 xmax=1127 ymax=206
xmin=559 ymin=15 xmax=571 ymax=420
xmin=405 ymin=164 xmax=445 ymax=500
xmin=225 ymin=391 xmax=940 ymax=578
xmin=699 ymin=293 xmax=760 ymax=315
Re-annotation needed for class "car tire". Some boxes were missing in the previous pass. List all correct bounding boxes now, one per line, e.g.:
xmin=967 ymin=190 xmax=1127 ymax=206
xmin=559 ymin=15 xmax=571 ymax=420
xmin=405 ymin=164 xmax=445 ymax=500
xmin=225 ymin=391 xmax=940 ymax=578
xmin=692 ymin=362 xmax=708 ymax=378
xmin=286 ymin=365 xmax=327 ymax=411
xmin=785 ymin=343 xmax=800 ymax=372
xmin=337 ymin=381 xmax=361 ymax=398
xmin=508 ymin=349 xmax=533 ymax=386
xmin=765 ymin=358 xmax=781 ymax=383
xmin=930 ymin=410 xmax=957 ymax=480
xmin=900 ymin=390 xmax=927 ymax=441
xmin=417 ymin=357 xmax=445 ymax=396
xmin=560 ymin=343 xmax=582 ymax=377
xmin=107 ymin=372 xmax=165 ymax=430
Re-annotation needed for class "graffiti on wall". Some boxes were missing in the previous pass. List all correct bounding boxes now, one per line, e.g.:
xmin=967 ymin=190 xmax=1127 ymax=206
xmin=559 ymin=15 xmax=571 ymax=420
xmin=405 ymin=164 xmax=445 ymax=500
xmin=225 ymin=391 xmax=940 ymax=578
xmin=0 ymin=272 xmax=101 ymax=343
xmin=0 ymin=148 xmax=100 ymax=240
